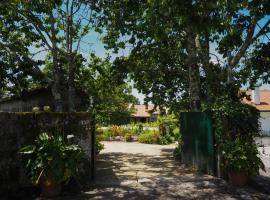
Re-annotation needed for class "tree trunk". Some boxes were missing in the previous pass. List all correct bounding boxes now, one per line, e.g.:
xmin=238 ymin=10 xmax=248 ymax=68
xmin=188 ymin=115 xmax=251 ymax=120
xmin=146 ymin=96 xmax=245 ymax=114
xmin=66 ymin=1 xmax=76 ymax=112
xmin=186 ymin=29 xmax=201 ymax=111
xmin=188 ymin=63 xmax=201 ymax=111
xmin=68 ymin=61 xmax=76 ymax=112
xmin=50 ymin=12 xmax=63 ymax=112
xmin=201 ymin=33 xmax=210 ymax=101
xmin=51 ymin=57 xmax=63 ymax=112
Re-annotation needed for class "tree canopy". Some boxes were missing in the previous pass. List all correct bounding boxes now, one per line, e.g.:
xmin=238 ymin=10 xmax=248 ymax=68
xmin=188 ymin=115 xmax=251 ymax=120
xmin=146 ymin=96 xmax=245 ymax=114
xmin=89 ymin=0 xmax=270 ymax=112
xmin=0 ymin=0 xmax=138 ymax=121
xmin=1 ymin=0 xmax=96 ymax=111
xmin=78 ymin=54 xmax=138 ymax=124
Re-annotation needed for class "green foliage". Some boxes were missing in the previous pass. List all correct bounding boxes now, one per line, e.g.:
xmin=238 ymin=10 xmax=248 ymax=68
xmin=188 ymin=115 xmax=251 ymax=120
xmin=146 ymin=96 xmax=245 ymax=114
xmin=138 ymin=130 xmax=160 ymax=144
xmin=109 ymin=125 xmax=131 ymax=137
xmin=102 ymin=129 xmax=113 ymax=141
xmin=79 ymin=55 xmax=138 ymax=124
xmin=0 ymin=2 xmax=44 ymax=97
xmin=137 ymin=129 xmax=174 ymax=145
xmin=90 ymin=0 xmax=270 ymax=113
xmin=125 ymin=133 xmax=133 ymax=142
xmin=221 ymin=137 xmax=265 ymax=176
xmin=173 ymin=127 xmax=181 ymax=141
xmin=159 ymin=134 xmax=174 ymax=145
xmin=19 ymin=132 xmax=83 ymax=185
xmin=129 ymin=125 xmax=143 ymax=135
xmin=173 ymin=140 xmax=183 ymax=160
xmin=0 ymin=0 xmax=96 ymax=111
xmin=203 ymin=94 xmax=261 ymax=147
xmin=244 ymin=43 xmax=270 ymax=87
xmin=97 ymin=126 xmax=135 ymax=141
xmin=97 ymin=123 xmax=179 ymax=145
xmin=158 ymin=114 xmax=179 ymax=136
xmin=96 ymin=128 xmax=112 ymax=141
xmin=157 ymin=114 xmax=179 ymax=128
xmin=137 ymin=121 xmax=159 ymax=128
xmin=95 ymin=137 xmax=104 ymax=154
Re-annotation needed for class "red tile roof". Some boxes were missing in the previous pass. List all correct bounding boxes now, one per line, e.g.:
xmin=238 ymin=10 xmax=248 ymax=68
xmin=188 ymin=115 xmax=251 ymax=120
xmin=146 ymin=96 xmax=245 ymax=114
xmin=131 ymin=105 xmax=160 ymax=117
xmin=243 ymin=90 xmax=270 ymax=111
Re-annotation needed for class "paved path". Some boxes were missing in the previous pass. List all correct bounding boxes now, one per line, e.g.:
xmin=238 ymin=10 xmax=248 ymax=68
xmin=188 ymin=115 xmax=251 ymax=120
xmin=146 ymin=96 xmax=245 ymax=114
xmin=78 ymin=141 xmax=268 ymax=200
xmin=49 ymin=142 xmax=270 ymax=200
xmin=258 ymin=146 xmax=270 ymax=177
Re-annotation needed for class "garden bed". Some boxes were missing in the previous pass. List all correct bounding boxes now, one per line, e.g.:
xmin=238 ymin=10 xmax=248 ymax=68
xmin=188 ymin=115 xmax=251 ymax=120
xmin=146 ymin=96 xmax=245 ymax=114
xmin=96 ymin=124 xmax=180 ymax=145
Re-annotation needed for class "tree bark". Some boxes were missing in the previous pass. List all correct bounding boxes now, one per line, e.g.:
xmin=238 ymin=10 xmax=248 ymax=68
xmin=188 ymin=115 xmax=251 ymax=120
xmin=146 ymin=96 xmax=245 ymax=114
xmin=50 ymin=12 xmax=63 ymax=112
xmin=67 ymin=0 xmax=77 ymax=112
xmin=186 ymin=29 xmax=201 ymax=111
xmin=68 ymin=61 xmax=76 ymax=112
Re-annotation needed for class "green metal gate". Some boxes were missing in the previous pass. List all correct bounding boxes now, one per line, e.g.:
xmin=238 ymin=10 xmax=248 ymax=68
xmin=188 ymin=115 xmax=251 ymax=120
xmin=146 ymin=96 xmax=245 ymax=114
xmin=181 ymin=112 xmax=215 ymax=175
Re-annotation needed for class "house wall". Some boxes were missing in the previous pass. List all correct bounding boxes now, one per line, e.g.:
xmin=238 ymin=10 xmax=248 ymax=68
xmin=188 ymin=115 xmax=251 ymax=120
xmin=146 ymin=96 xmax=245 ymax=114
xmin=260 ymin=112 xmax=270 ymax=136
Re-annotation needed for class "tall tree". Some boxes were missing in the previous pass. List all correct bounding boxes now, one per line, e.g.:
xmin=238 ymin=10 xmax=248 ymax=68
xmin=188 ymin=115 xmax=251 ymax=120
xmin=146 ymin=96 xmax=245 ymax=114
xmin=4 ymin=0 xmax=94 ymax=111
xmin=89 ymin=0 xmax=224 ymax=111
xmin=62 ymin=0 xmax=94 ymax=111
xmin=0 ymin=1 xmax=44 ymax=98
xmin=89 ymin=0 xmax=270 ymax=112
xmin=78 ymin=54 xmax=138 ymax=124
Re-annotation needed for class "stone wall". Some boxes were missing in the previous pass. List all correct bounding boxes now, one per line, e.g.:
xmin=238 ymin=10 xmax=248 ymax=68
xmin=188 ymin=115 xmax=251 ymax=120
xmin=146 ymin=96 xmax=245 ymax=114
xmin=0 ymin=112 xmax=95 ymax=195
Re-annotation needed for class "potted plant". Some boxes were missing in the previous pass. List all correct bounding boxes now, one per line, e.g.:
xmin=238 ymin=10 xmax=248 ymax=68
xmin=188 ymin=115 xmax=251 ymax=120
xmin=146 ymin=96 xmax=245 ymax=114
xmin=222 ymin=137 xmax=265 ymax=186
xmin=19 ymin=132 xmax=83 ymax=197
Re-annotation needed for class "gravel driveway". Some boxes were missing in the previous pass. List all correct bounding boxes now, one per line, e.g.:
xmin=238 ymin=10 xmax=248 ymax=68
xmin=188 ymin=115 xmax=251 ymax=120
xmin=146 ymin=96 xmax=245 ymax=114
xmin=258 ymin=146 xmax=270 ymax=177
xmin=80 ymin=141 xmax=268 ymax=200
xmin=48 ymin=141 xmax=270 ymax=200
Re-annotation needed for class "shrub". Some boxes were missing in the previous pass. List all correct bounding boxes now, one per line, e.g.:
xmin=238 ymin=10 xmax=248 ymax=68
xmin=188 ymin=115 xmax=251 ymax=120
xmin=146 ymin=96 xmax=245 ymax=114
xmin=96 ymin=137 xmax=105 ymax=154
xmin=222 ymin=137 xmax=265 ymax=176
xmin=96 ymin=128 xmax=105 ymax=140
xmin=102 ymin=129 xmax=113 ymax=141
xmin=110 ymin=125 xmax=131 ymax=137
xmin=173 ymin=140 xmax=183 ymax=160
xmin=159 ymin=134 xmax=174 ymax=145
xmin=96 ymin=128 xmax=104 ymax=135
xmin=125 ymin=133 xmax=133 ymax=142
xmin=138 ymin=130 xmax=160 ymax=144
xmin=130 ymin=127 xmax=141 ymax=135
xmin=173 ymin=127 xmax=180 ymax=140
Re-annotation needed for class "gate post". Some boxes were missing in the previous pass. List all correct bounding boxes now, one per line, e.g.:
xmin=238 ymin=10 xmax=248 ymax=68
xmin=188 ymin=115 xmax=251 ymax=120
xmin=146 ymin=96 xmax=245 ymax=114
xmin=181 ymin=112 xmax=215 ymax=175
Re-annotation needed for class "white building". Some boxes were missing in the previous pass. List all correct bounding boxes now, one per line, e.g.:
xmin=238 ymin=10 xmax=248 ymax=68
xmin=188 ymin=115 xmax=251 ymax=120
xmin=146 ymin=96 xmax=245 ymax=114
xmin=244 ymin=88 xmax=270 ymax=136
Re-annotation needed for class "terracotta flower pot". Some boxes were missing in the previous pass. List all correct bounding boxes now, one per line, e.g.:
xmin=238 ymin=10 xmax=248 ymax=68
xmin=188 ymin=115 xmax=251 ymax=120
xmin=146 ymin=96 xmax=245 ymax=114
xmin=228 ymin=172 xmax=248 ymax=186
xmin=40 ymin=177 xmax=62 ymax=197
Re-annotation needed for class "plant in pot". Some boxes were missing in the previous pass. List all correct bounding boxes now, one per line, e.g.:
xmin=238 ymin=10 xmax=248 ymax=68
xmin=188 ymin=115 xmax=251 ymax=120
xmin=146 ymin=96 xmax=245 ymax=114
xmin=222 ymin=137 xmax=265 ymax=186
xmin=19 ymin=132 xmax=83 ymax=197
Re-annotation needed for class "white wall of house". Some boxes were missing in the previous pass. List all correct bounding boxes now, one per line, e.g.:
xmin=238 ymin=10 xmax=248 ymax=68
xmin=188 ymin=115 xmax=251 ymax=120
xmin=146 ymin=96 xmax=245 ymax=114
xmin=260 ymin=112 xmax=270 ymax=136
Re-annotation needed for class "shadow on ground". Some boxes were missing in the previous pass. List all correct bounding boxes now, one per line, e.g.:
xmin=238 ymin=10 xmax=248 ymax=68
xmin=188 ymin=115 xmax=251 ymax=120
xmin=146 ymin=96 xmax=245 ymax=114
xmin=32 ymin=143 xmax=270 ymax=200
xmin=71 ymin=146 xmax=268 ymax=200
